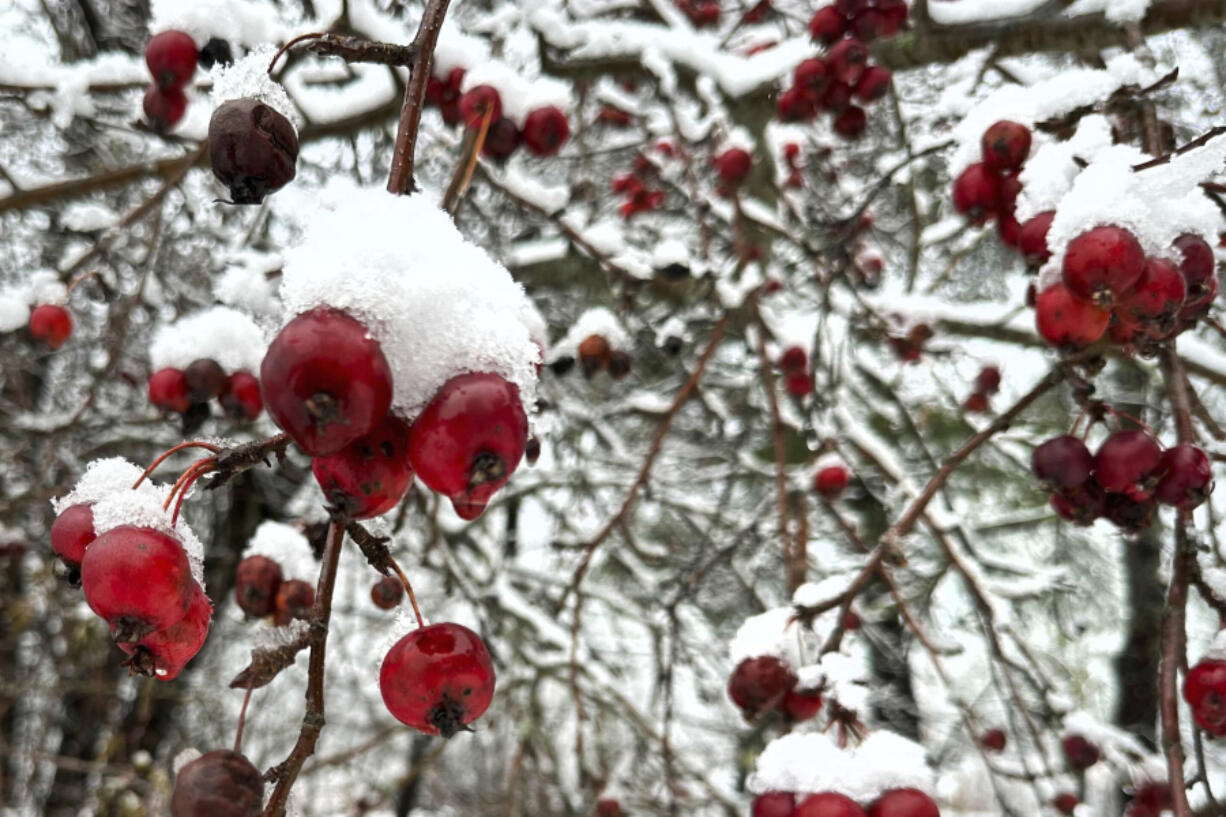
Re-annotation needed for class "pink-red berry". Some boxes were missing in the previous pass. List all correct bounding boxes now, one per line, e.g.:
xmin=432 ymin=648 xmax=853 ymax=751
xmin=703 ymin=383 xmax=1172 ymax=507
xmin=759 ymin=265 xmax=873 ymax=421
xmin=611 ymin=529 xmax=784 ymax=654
xmin=980 ymin=120 xmax=1031 ymax=173
xmin=145 ymin=30 xmax=198 ymax=91
xmin=522 ymin=106 xmax=570 ymax=156
xmin=728 ymin=655 xmax=796 ymax=716
xmin=149 ymin=368 xmax=191 ymax=413
xmin=794 ymin=792 xmax=866 ymax=817
xmin=380 ymin=622 xmax=496 ymax=737
xmin=1185 ymin=659 xmax=1226 ymax=736
xmin=81 ymin=526 xmax=194 ymax=643
xmin=1095 ymin=430 xmax=1163 ymax=501
xmin=143 ymin=86 xmax=188 ymax=133
xmin=952 ymin=164 xmax=1000 ymax=224
xmin=1034 ymin=283 xmax=1109 ymax=348
xmin=221 ymin=371 xmax=263 ymax=421
xmin=50 ymin=503 xmax=96 ymax=571
xmin=312 ymin=414 xmax=414 ymax=519
xmin=1062 ymin=225 xmax=1146 ymax=307
xmin=29 ymin=304 xmax=72 ymax=349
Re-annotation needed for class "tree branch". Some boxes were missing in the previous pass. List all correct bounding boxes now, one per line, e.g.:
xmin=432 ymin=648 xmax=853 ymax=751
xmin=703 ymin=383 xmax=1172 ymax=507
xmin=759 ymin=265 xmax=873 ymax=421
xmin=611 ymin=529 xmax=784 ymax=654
xmin=387 ymin=0 xmax=452 ymax=194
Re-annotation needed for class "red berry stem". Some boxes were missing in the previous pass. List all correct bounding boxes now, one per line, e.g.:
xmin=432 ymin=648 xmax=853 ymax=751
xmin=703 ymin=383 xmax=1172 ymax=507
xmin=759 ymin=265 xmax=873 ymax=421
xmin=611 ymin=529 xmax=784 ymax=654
xmin=133 ymin=440 xmax=222 ymax=488
xmin=234 ymin=677 xmax=255 ymax=754
xmin=387 ymin=0 xmax=454 ymax=194
xmin=387 ymin=557 xmax=426 ymax=629
xmin=169 ymin=461 xmax=215 ymax=526
xmin=1104 ymin=405 xmax=1152 ymax=435
xmin=267 ymin=32 xmax=326 ymax=75
xmin=163 ymin=458 xmax=217 ymax=512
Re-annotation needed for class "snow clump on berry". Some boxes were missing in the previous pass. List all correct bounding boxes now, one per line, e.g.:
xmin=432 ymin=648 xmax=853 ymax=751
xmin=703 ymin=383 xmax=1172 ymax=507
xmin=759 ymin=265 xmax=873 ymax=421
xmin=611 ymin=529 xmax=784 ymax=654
xmin=210 ymin=47 xmax=300 ymax=127
xmin=149 ymin=306 xmax=267 ymax=373
xmin=748 ymin=730 xmax=935 ymax=802
xmin=548 ymin=307 xmax=632 ymax=364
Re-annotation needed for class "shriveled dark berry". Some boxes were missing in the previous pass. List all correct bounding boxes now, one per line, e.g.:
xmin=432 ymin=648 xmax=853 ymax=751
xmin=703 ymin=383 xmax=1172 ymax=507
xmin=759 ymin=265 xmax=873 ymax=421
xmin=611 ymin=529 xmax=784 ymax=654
xmin=208 ymin=99 xmax=299 ymax=205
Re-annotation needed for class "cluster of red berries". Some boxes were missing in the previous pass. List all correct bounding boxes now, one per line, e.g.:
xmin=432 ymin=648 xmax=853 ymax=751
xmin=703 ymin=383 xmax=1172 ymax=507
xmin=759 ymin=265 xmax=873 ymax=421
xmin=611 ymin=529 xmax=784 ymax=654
xmin=962 ymin=365 xmax=1000 ymax=413
xmin=777 ymin=345 xmax=813 ymax=398
xmin=887 ymin=322 xmax=932 ymax=363
xmin=1123 ymin=782 xmax=1173 ymax=817
xmin=774 ymin=1 xmax=906 ymax=137
xmin=142 ymin=31 xmax=197 ymax=133
xmin=675 ymin=0 xmax=721 ymax=27
xmin=727 ymin=655 xmax=824 ymax=723
xmin=380 ymin=621 xmax=496 ymax=737
xmin=952 ymin=120 xmax=1033 ymax=243
xmin=1033 ymin=431 xmax=1212 ymax=531
xmin=611 ymin=154 xmax=666 ymax=219
xmin=51 ymin=505 xmax=210 ymax=680
xmin=260 ymin=307 xmax=529 ymax=521
xmin=149 ymin=359 xmax=263 ymax=427
xmin=1184 ymin=655 xmax=1226 ymax=737
xmin=424 ymin=74 xmax=571 ymax=161
xmin=1034 ymin=225 xmax=1217 ymax=353
xmin=752 ymin=787 xmax=938 ymax=817
xmin=28 ymin=303 xmax=73 ymax=350
xmin=233 ymin=554 xmax=315 ymax=626
xmin=813 ymin=464 xmax=850 ymax=500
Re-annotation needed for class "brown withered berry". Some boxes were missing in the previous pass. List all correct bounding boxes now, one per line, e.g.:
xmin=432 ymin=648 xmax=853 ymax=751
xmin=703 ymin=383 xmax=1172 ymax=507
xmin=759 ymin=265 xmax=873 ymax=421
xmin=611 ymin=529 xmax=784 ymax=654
xmin=578 ymin=335 xmax=612 ymax=377
xmin=371 ymin=575 xmax=404 ymax=610
xmin=208 ymin=99 xmax=299 ymax=204
xmin=171 ymin=750 xmax=263 ymax=817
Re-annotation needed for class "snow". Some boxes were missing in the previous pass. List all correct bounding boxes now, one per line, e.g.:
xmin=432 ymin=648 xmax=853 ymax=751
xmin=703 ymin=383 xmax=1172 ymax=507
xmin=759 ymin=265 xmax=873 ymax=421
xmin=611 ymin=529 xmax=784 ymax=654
xmin=748 ymin=729 xmax=935 ymax=801
xmin=729 ymin=606 xmax=812 ymax=667
xmin=460 ymin=61 xmax=573 ymax=128
xmin=277 ymin=179 xmax=540 ymax=421
xmin=150 ymin=0 xmax=289 ymax=50
xmin=215 ymin=255 xmax=282 ymax=316
xmin=1201 ymin=628 xmax=1226 ymax=662
xmin=149 ymin=306 xmax=267 ymax=374
xmin=210 ymin=47 xmax=301 ymax=128
xmin=244 ymin=521 xmax=316 ymax=579
xmin=548 ymin=306 xmax=632 ymax=361
xmin=0 ymin=294 xmax=27 ymax=333
xmin=1015 ymin=115 xmax=1114 ymax=222
xmin=0 ymin=270 xmax=64 ymax=331
xmin=61 ymin=202 xmax=116 ymax=232
xmin=283 ymin=61 xmax=396 ymax=126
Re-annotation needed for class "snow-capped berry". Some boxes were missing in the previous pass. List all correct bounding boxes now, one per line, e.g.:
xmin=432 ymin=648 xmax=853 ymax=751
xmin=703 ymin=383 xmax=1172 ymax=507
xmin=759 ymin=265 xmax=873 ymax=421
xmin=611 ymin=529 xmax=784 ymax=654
xmin=866 ymin=789 xmax=939 ymax=817
xmin=119 ymin=584 xmax=211 ymax=680
xmin=980 ymin=729 xmax=1006 ymax=752
xmin=854 ymin=66 xmax=892 ymax=103
xmin=143 ymin=86 xmax=188 ymax=133
xmin=1052 ymin=793 xmax=1078 ymax=815
xmin=1154 ymin=444 xmax=1212 ymax=511
xmin=794 ymin=792 xmax=866 ymax=817
xmin=727 ymin=655 xmax=796 ymax=716
xmin=81 ymin=526 xmax=194 ymax=643
xmin=753 ymin=792 xmax=797 ymax=817
xmin=260 ymin=307 xmax=394 ymax=457
xmin=715 ymin=148 xmax=753 ymax=186
xmin=272 ymin=579 xmax=315 ymax=626
xmin=1094 ymin=430 xmax=1163 ymax=501
xmin=1184 ymin=659 xmax=1226 ymax=736
xmin=833 ymin=106 xmax=868 ymax=139
xmin=312 ymin=414 xmax=414 ymax=520
xmin=220 ymin=372 xmax=263 ymax=421
xmin=50 ymin=503 xmax=95 ymax=571
xmin=1123 ymin=256 xmax=1186 ymax=333
xmin=149 ymin=368 xmax=191 ymax=413
xmin=608 ymin=350 xmax=632 ymax=380
xmin=380 ymin=622 xmax=496 ymax=737
xmin=408 ymin=372 xmax=529 ymax=520
xmin=951 ymin=164 xmax=1000 ymax=224
xmin=459 ymin=85 xmax=502 ymax=127
xmin=808 ymin=7 xmax=845 ymax=44
xmin=814 ymin=465 xmax=850 ymax=499
xmin=1031 ymin=436 xmax=1093 ymax=492
xmin=234 ymin=555 xmax=283 ymax=618
xmin=827 ymin=39 xmax=869 ymax=85
xmin=1061 ymin=733 xmax=1100 ymax=769
xmin=1062 ymin=225 xmax=1146 ymax=307
xmin=29 ymin=304 xmax=72 ymax=349
xmin=371 ymin=575 xmax=403 ymax=610
xmin=145 ymin=30 xmax=197 ymax=91
xmin=1035 ymin=283 xmax=1109 ymax=348
xmin=208 ymin=99 xmax=299 ymax=205
xmin=980 ymin=120 xmax=1031 ymax=173
xmin=184 ymin=358 xmax=227 ymax=403
xmin=1018 ymin=211 xmax=1055 ymax=265
xmin=579 ymin=334 xmax=612 ymax=376
xmin=1173 ymin=233 xmax=1215 ymax=294
xmin=522 ymin=107 xmax=570 ymax=156
xmin=780 ymin=687 xmax=823 ymax=721
xmin=171 ymin=749 xmax=263 ymax=817
xmin=482 ymin=117 xmax=521 ymax=161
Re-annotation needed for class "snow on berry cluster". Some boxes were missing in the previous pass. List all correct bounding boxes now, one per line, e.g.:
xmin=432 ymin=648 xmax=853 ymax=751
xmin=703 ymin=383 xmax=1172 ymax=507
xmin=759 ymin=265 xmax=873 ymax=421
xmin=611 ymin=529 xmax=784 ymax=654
xmin=0 ymin=270 xmax=73 ymax=349
xmin=50 ymin=458 xmax=211 ymax=680
xmin=547 ymin=307 xmax=633 ymax=379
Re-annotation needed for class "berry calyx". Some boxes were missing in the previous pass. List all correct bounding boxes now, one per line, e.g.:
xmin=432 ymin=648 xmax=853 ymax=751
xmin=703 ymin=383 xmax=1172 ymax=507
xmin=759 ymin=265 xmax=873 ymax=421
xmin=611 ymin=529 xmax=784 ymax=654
xmin=119 ymin=584 xmax=211 ymax=680
xmin=1031 ymin=436 xmax=1093 ymax=492
xmin=1155 ymin=444 xmax=1212 ymax=511
xmin=459 ymin=85 xmax=502 ymax=127
xmin=408 ymin=372 xmax=529 ymax=521
xmin=260 ymin=307 xmax=394 ymax=457
xmin=221 ymin=371 xmax=263 ymax=421
xmin=1060 ymin=733 xmax=1100 ymax=769
xmin=29 ymin=304 xmax=73 ymax=349
xmin=794 ymin=792 xmax=866 ymax=817
xmin=171 ymin=749 xmax=263 ymax=817
xmin=234 ymin=555 xmax=283 ymax=618
xmin=866 ymin=789 xmax=939 ymax=817
xmin=522 ymin=106 xmax=570 ymax=156
xmin=380 ymin=622 xmax=496 ymax=737
xmin=1018 ymin=211 xmax=1055 ymax=266
xmin=149 ymin=368 xmax=192 ymax=413
xmin=145 ymin=30 xmax=198 ymax=91
xmin=312 ymin=414 xmax=414 ymax=520
xmin=814 ymin=465 xmax=850 ymax=499
xmin=1034 ymin=283 xmax=1109 ymax=349
xmin=1061 ymin=225 xmax=1146 ymax=307
xmin=143 ymin=86 xmax=188 ymax=133
xmin=81 ymin=526 xmax=194 ymax=643
xmin=371 ymin=575 xmax=404 ymax=609
xmin=272 ymin=579 xmax=315 ymax=626
xmin=952 ymin=164 xmax=1000 ymax=224
xmin=715 ymin=148 xmax=753 ymax=187
xmin=50 ymin=503 xmax=96 ymax=573
xmin=753 ymin=792 xmax=797 ymax=817
xmin=184 ymin=358 xmax=228 ymax=403
xmin=728 ymin=655 xmax=796 ymax=717
xmin=208 ymin=99 xmax=299 ymax=205
xmin=980 ymin=120 xmax=1031 ymax=173
xmin=1094 ymin=430 xmax=1163 ymax=501
xmin=1185 ymin=659 xmax=1226 ymax=736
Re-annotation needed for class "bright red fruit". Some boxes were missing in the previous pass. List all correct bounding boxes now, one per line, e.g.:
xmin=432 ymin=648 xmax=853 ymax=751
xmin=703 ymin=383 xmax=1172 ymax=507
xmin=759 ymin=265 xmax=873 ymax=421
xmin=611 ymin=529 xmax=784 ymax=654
xmin=780 ymin=346 xmax=807 ymax=372
xmin=380 ymin=622 xmax=496 ymax=737
xmin=1018 ymin=211 xmax=1055 ymax=265
xmin=1032 ymin=436 xmax=1093 ymax=492
xmin=234 ymin=555 xmax=283 ymax=618
xmin=1034 ymin=283 xmax=1109 ymax=348
xmin=1061 ymin=733 xmax=1100 ymax=769
xmin=777 ymin=86 xmax=818 ymax=122
xmin=715 ymin=148 xmax=753 ymax=186
xmin=866 ymin=789 xmax=939 ymax=817
xmin=794 ymin=58 xmax=830 ymax=94
xmin=753 ymin=792 xmax=797 ymax=817
xmin=827 ymin=39 xmax=869 ymax=85
xmin=119 ymin=584 xmax=211 ymax=680
xmin=808 ymin=7 xmax=846 ymax=44
xmin=980 ymin=120 xmax=1031 ymax=173
xmin=81 ymin=526 xmax=194 ymax=643
xmin=312 ymin=414 xmax=414 ymax=519
xmin=50 ymin=503 xmax=95 ymax=571
xmin=371 ymin=575 xmax=404 ymax=609
xmin=408 ymin=372 xmax=528 ymax=520
xmin=785 ymin=372 xmax=813 ymax=397
xmin=1062 ymin=225 xmax=1146 ymax=307
xmin=952 ymin=164 xmax=1000 ymax=224
xmin=728 ymin=655 xmax=797 ymax=716
xmin=1094 ymin=430 xmax=1163 ymax=501
xmin=814 ymin=465 xmax=850 ymax=499
xmin=1173 ymin=233 xmax=1215 ymax=295
xmin=29 ymin=304 xmax=72 ymax=349
xmin=980 ymin=728 xmax=1006 ymax=752
xmin=1155 ymin=444 xmax=1211 ymax=511
xmin=221 ymin=371 xmax=263 ymax=421
xmin=145 ymin=30 xmax=197 ymax=91
xmin=1185 ymin=659 xmax=1226 ymax=736
xmin=794 ymin=792 xmax=866 ymax=817
xmin=833 ymin=106 xmax=868 ymax=139
xmin=1121 ymin=257 xmax=1185 ymax=330
xmin=781 ymin=687 xmax=823 ymax=721
xmin=260 ymin=307 xmax=393 ymax=457
xmin=459 ymin=85 xmax=502 ymax=127
xmin=143 ymin=86 xmax=188 ymax=133
xmin=975 ymin=366 xmax=1001 ymax=395
xmin=272 ymin=579 xmax=314 ymax=626
xmin=171 ymin=749 xmax=263 ymax=817
xmin=854 ymin=66 xmax=892 ymax=103
xmin=149 ymin=368 xmax=191 ymax=413
xmin=1052 ymin=793 xmax=1079 ymax=815
xmin=522 ymin=106 xmax=570 ymax=156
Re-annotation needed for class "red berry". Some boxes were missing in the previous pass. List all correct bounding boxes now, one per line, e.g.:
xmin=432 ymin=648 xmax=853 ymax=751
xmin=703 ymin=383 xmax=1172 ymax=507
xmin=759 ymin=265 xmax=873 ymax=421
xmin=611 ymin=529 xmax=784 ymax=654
xmin=260 ymin=307 xmax=393 ymax=457
xmin=975 ymin=366 xmax=1001 ymax=395
xmin=835 ymin=0 xmax=868 ymax=15
xmin=29 ymin=304 xmax=72 ymax=349
xmin=728 ymin=655 xmax=796 ymax=716
xmin=877 ymin=2 xmax=907 ymax=37
xmin=579 ymin=334 xmax=613 ymax=376
xmin=234 ymin=555 xmax=283 ymax=618
xmin=1035 ymin=283 xmax=1109 ymax=348
xmin=687 ymin=0 xmax=721 ymax=27
xmin=866 ymin=789 xmax=939 ymax=817
xmin=996 ymin=173 xmax=1021 ymax=217
xmin=1095 ymin=430 xmax=1163 ymax=501
xmin=1051 ymin=481 xmax=1106 ymax=526
xmin=1032 ymin=436 xmax=1094 ymax=492
xmin=171 ymin=749 xmax=263 ymax=817
xmin=715 ymin=148 xmax=753 ymax=186
xmin=1155 ymin=443 xmax=1212 ymax=511
xmin=951 ymin=164 xmax=1000 ymax=224
xmin=1121 ymin=257 xmax=1186 ymax=331
xmin=81 ymin=526 xmax=194 ymax=643
xmin=1062 ymin=225 xmax=1146 ymax=307
xmin=827 ymin=39 xmax=869 ymax=85
xmin=149 ymin=368 xmax=191 ymax=413
xmin=854 ymin=66 xmax=892 ymax=103
xmin=814 ymin=465 xmax=850 ymax=499
xmin=980 ymin=120 xmax=1031 ymax=173
xmin=780 ymin=687 xmax=823 ymax=721
xmin=221 ymin=371 xmax=263 ymax=421
xmin=1133 ymin=782 xmax=1171 ymax=811
xmin=808 ymin=7 xmax=846 ymax=44
xmin=272 ymin=579 xmax=315 ymax=626
xmin=794 ymin=58 xmax=831 ymax=94
xmin=522 ymin=106 xmax=570 ymax=156
xmin=1103 ymin=492 xmax=1155 ymax=532
xmin=777 ymin=86 xmax=818 ymax=122
xmin=380 ymin=622 xmax=496 ymax=737
xmin=51 ymin=503 xmax=96 ymax=571
xmin=850 ymin=8 xmax=888 ymax=41
xmin=145 ymin=30 xmax=197 ymax=91
xmin=409 ymin=373 xmax=528 ymax=520
xmin=785 ymin=372 xmax=812 ymax=397
xmin=1185 ymin=659 xmax=1226 ymax=736
xmin=833 ymin=106 xmax=868 ymax=139
xmin=753 ymin=792 xmax=797 ymax=817
xmin=794 ymin=792 xmax=866 ymax=817
xmin=1052 ymin=793 xmax=1079 ymax=815
xmin=371 ymin=575 xmax=404 ymax=610
xmin=312 ymin=414 xmax=414 ymax=520
xmin=143 ymin=85 xmax=188 ymax=133
xmin=1181 ymin=273 xmax=1219 ymax=322
xmin=482 ymin=117 xmax=521 ymax=161
xmin=1173 ymin=233 xmax=1215 ymax=304
xmin=1061 ymin=733 xmax=1100 ymax=769
xmin=597 ymin=799 xmax=624 ymax=817
xmin=184 ymin=358 xmax=227 ymax=403
xmin=779 ymin=346 xmax=807 ymax=372
xmin=980 ymin=729 xmax=1006 ymax=752
xmin=818 ymin=81 xmax=852 ymax=112
xmin=459 ymin=85 xmax=502 ymax=127
xmin=119 ymin=583 xmax=211 ymax=680
xmin=1018 ymin=211 xmax=1055 ymax=265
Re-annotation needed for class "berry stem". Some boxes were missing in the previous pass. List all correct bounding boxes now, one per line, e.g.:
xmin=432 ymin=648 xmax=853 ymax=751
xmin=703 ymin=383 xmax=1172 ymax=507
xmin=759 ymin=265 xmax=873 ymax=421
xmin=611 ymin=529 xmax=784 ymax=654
xmin=267 ymin=32 xmax=325 ymax=75
xmin=442 ymin=105 xmax=495 ymax=216
xmin=387 ymin=557 xmax=426 ymax=629
xmin=133 ymin=441 xmax=222 ymax=488
xmin=234 ymin=678 xmax=255 ymax=754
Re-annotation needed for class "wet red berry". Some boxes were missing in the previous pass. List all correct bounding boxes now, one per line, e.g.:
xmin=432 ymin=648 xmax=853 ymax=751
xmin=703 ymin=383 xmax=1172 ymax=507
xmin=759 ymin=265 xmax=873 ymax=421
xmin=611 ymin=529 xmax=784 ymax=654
xmin=814 ymin=465 xmax=850 ymax=499
xmin=779 ymin=346 xmax=807 ymax=372
xmin=980 ymin=728 xmax=1006 ymax=752
xmin=833 ymin=105 xmax=868 ymax=139
xmin=234 ymin=555 xmax=283 ymax=618
xmin=380 ymin=622 xmax=496 ymax=737
xmin=143 ymin=86 xmax=188 ymax=133
xmin=1186 ymin=659 xmax=1226 ymax=736
xmin=371 ymin=575 xmax=404 ymax=610
xmin=728 ymin=655 xmax=796 ymax=716
xmin=1052 ymin=793 xmax=1079 ymax=815
xmin=51 ymin=503 xmax=96 ymax=571
xmin=794 ymin=792 xmax=866 ymax=817
xmin=854 ymin=66 xmax=892 ymax=103
xmin=220 ymin=371 xmax=263 ymax=421
xmin=81 ymin=526 xmax=194 ymax=643
xmin=312 ymin=414 xmax=414 ymax=519
xmin=952 ymin=164 xmax=1000 ymax=224
xmin=459 ymin=85 xmax=502 ymax=127
xmin=1032 ymin=436 xmax=1093 ymax=492
xmin=808 ymin=7 xmax=846 ymax=44
xmin=753 ymin=792 xmax=797 ymax=817
xmin=184 ymin=358 xmax=227 ymax=403
xmin=1034 ymin=283 xmax=1109 ymax=348
xmin=171 ymin=749 xmax=263 ymax=817
xmin=1121 ymin=257 xmax=1185 ymax=331
xmin=408 ymin=372 xmax=528 ymax=521
xmin=1095 ymin=430 xmax=1163 ymax=501
xmin=149 ymin=368 xmax=191 ymax=413
xmin=794 ymin=58 xmax=830 ymax=95
xmin=119 ymin=583 xmax=211 ymax=680
xmin=780 ymin=687 xmax=823 ymax=721
xmin=1062 ymin=225 xmax=1146 ymax=307
xmin=1155 ymin=444 xmax=1212 ymax=511
xmin=272 ymin=579 xmax=315 ymax=626
xmin=1018 ymin=211 xmax=1055 ymax=265
xmin=715 ymin=148 xmax=753 ymax=186
xmin=29 ymin=304 xmax=72 ymax=349
xmin=260 ymin=307 xmax=393 ymax=457
xmin=145 ymin=30 xmax=197 ymax=91
xmin=1061 ymin=733 xmax=1100 ymax=769
xmin=827 ymin=39 xmax=869 ymax=85
xmin=980 ymin=120 xmax=1031 ymax=173
xmin=866 ymin=789 xmax=939 ymax=817
xmin=522 ymin=106 xmax=570 ymax=156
